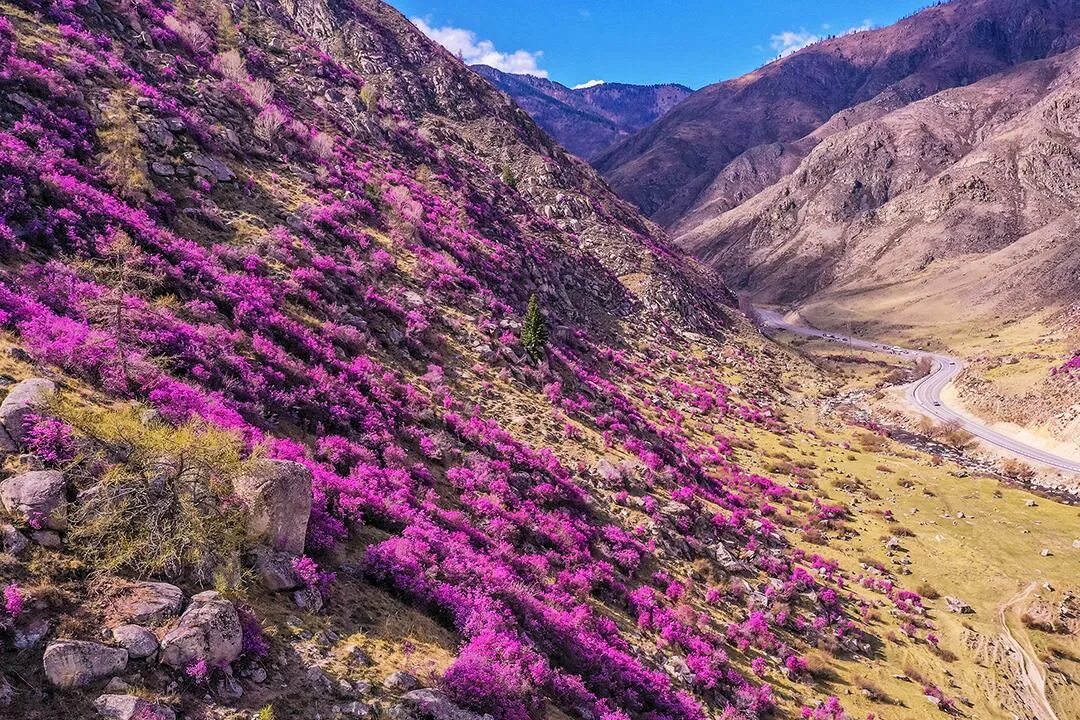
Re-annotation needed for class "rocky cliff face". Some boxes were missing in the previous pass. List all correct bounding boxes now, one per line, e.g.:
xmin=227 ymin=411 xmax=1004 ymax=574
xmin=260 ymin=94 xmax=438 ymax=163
xmin=472 ymin=65 xmax=691 ymax=160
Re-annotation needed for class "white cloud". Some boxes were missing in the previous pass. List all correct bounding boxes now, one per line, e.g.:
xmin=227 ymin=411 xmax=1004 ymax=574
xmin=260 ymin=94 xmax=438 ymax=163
xmin=411 ymin=17 xmax=548 ymax=77
xmin=572 ymin=79 xmax=606 ymax=90
xmin=770 ymin=29 xmax=820 ymax=57
xmin=770 ymin=20 xmax=874 ymax=58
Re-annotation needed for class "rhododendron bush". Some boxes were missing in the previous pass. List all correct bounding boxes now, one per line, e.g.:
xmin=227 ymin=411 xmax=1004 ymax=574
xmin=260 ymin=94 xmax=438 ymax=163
xmin=0 ymin=1 xmax=903 ymax=718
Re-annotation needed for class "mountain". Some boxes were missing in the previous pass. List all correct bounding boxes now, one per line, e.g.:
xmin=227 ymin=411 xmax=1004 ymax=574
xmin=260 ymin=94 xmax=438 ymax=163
xmin=472 ymin=65 xmax=692 ymax=159
xmin=595 ymin=0 xmax=1080 ymax=228
xmin=677 ymin=44 xmax=1080 ymax=320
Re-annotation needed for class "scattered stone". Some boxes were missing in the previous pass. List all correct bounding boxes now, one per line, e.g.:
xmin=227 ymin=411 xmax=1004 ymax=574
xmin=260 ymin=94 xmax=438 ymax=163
xmin=293 ymin=585 xmax=324 ymax=613
xmin=103 ymin=677 xmax=130 ymax=694
xmin=0 ymin=470 xmax=67 ymax=530
xmin=1025 ymin=499 xmax=1037 ymax=507
xmin=945 ymin=596 xmax=974 ymax=614
xmin=115 ymin=582 xmax=184 ymax=625
xmin=159 ymin=591 xmax=242 ymax=669
xmin=390 ymin=689 xmax=490 ymax=720
xmin=30 ymin=529 xmax=62 ymax=548
xmin=214 ymin=665 xmax=244 ymax=701
xmin=1 ymin=523 xmax=30 ymax=556
xmin=150 ymin=162 xmax=175 ymax=177
xmin=14 ymin=619 xmax=50 ymax=650
xmin=233 ymin=460 xmax=313 ymax=555
xmin=43 ymin=640 xmax=128 ymax=689
xmin=336 ymin=701 xmax=376 ymax=718
xmin=186 ymin=152 xmax=235 ymax=182
xmin=384 ymin=670 xmax=421 ymax=693
xmin=884 ymin=536 xmax=902 ymax=550
xmin=0 ymin=378 xmax=56 ymax=446
xmin=1040 ymin=548 xmax=1052 ymax=557
xmin=93 ymin=694 xmax=175 ymax=720
xmin=111 ymin=625 xmax=159 ymax=660
xmin=1073 ymin=539 xmax=1080 ymax=550
xmin=252 ymin=546 xmax=301 ymax=591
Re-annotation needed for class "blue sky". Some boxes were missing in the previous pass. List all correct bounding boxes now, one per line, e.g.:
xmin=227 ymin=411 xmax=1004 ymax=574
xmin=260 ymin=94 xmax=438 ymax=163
xmin=390 ymin=0 xmax=931 ymax=89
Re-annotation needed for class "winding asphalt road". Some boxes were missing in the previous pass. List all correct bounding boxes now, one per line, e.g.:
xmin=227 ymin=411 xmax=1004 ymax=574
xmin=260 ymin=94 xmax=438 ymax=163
xmin=758 ymin=309 xmax=1080 ymax=476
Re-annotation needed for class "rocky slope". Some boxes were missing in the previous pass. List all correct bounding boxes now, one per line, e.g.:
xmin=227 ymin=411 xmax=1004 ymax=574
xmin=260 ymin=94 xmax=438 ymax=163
xmin=677 ymin=42 xmax=1080 ymax=318
xmin=472 ymin=66 xmax=691 ymax=160
xmin=596 ymin=0 xmax=1080 ymax=228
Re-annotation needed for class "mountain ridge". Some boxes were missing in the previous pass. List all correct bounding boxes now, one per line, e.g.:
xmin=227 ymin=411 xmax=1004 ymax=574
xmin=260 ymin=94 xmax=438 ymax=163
xmin=472 ymin=64 xmax=692 ymax=159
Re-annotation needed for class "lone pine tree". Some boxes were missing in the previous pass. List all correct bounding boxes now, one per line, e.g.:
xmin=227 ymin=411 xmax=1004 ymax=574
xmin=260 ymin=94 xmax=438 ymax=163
xmin=521 ymin=293 xmax=548 ymax=360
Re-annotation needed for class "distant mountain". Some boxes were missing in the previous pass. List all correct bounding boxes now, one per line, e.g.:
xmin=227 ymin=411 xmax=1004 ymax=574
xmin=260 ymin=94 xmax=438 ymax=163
xmin=472 ymin=65 xmax=692 ymax=159
xmin=596 ymin=0 xmax=1080 ymax=228
xmin=678 ymin=44 xmax=1080 ymax=319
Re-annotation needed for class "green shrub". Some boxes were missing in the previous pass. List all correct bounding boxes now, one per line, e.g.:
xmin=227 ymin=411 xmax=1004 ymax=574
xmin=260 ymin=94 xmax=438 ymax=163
xmin=57 ymin=398 xmax=254 ymax=582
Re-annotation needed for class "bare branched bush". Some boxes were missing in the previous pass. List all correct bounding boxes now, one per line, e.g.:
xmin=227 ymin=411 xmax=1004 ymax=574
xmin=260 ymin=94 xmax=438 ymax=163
xmin=246 ymin=78 xmax=274 ymax=108
xmin=215 ymin=49 xmax=247 ymax=81
xmin=254 ymin=105 xmax=287 ymax=142
xmin=164 ymin=15 xmax=212 ymax=55
xmin=310 ymin=131 xmax=335 ymax=158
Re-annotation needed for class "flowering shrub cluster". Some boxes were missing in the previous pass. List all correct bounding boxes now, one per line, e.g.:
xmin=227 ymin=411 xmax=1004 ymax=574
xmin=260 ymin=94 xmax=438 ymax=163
xmin=0 ymin=2 xmax=927 ymax=718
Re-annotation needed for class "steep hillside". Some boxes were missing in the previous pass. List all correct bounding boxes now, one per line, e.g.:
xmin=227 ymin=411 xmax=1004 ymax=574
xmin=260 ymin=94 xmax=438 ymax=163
xmin=0 ymin=2 xmax=1078 ymax=720
xmin=595 ymin=0 xmax=1080 ymax=227
xmin=472 ymin=66 xmax=691 ymax=160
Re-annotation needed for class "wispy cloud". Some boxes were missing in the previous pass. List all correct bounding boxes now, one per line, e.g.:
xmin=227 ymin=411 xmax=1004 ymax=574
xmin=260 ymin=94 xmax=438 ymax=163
xmin=769 ymin=20 xmax=874 ymax=58
xmin=770 ymin=30 xmax=820 ymax=57
xmin=411 ymin=17 xmax=548 ymax=77
xmin=572 ymin=79 xmax=605 ymax=90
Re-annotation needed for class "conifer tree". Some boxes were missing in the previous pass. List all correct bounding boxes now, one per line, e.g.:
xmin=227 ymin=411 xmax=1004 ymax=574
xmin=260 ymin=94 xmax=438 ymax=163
xmin=521 ymin=293 xmax=548 ymax=360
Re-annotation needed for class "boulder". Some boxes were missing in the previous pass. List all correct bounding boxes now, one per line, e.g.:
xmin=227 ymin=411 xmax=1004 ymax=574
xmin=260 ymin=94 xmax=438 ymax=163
xmin=0 ymin=378 xmax=56 ymax=446
xmin=0 ymin=470 xmax=67 ymax=530
xmin=159 ymin=591 xmax=242 ymax=669
xmin=251 ymin=546 xmax=301 ymax=591
xmin=233 ymin=460 xmax=312 ymax=554
xmin=1 ymin=523 xmax=30 ymax=556
xmin=30 ymin=530 xmax=62 ymax=548
xmin=111 ymin=625 xmax=159 ymax=660
xmin=93 ymin=694 xmax=175 ymax=720
xmin=13 ymin=619 xmax=50 ymax=650
xmin=43 ymin=640 xmax=128 ymax=689
xmin=115 ymin=582 xmax=183 ymax=625
xmin=383 ymin=670 xmax=421 ymax=693
xmin=390 ymin=689 xmax=491 ymax=720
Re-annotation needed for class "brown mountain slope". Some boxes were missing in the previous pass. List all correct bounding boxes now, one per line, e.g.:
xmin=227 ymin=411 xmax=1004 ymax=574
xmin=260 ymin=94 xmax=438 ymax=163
xmin=472 ymin=65 xmax=692 ymax=160
xmin=676 ymin=47 xmax=1080 ymax=320
xmin=280 ymin=0 xmax=734 ymax=330
xmin=595 ymin=0 xmax=1080 ymax=228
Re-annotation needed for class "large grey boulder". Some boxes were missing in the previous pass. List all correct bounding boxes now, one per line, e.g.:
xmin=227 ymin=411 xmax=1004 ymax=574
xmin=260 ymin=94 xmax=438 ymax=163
xmin=390 ymin=689 xmax=492 ymax=720
xmin=0 ymin=470 xmax=67 ymax=530
xmin=43 ymin=640 xmax=128 ymax=689
xmin=0 ymin=378 xmax=56 ymax=446
xmin=111 ymin=625 xmax=159 ymax=660
xmin=94 ymin=694 xmax=175 ymax=720
xmin=233 ymin=460 xmax=312 ymax=554
xmin=115 ymin=582 xmax=183 ymax=625
xmin=159 ymin=591 xmax=242 ymax=669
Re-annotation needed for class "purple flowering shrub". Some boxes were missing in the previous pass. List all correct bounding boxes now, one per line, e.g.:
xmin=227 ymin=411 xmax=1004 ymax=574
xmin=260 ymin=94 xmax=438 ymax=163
xmin=0 ymin=3 xmax=936 ymax=718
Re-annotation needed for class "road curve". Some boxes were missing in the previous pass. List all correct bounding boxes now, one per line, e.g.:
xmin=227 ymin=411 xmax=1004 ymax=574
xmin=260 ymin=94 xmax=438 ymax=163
xmin=757 ymin=309 xmax=1080 ymax=476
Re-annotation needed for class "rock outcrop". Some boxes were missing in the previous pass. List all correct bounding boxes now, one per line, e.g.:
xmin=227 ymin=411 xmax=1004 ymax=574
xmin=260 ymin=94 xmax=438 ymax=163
xmin=43 ymin=641 xmax=128 ymax=689
xmin=233 ymin=460 xmax=313 ymax=555
xmin=158 ymin=591 xmax=243 ymax=669
xmin=0 ymin=470 xmax=67 ymax=530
